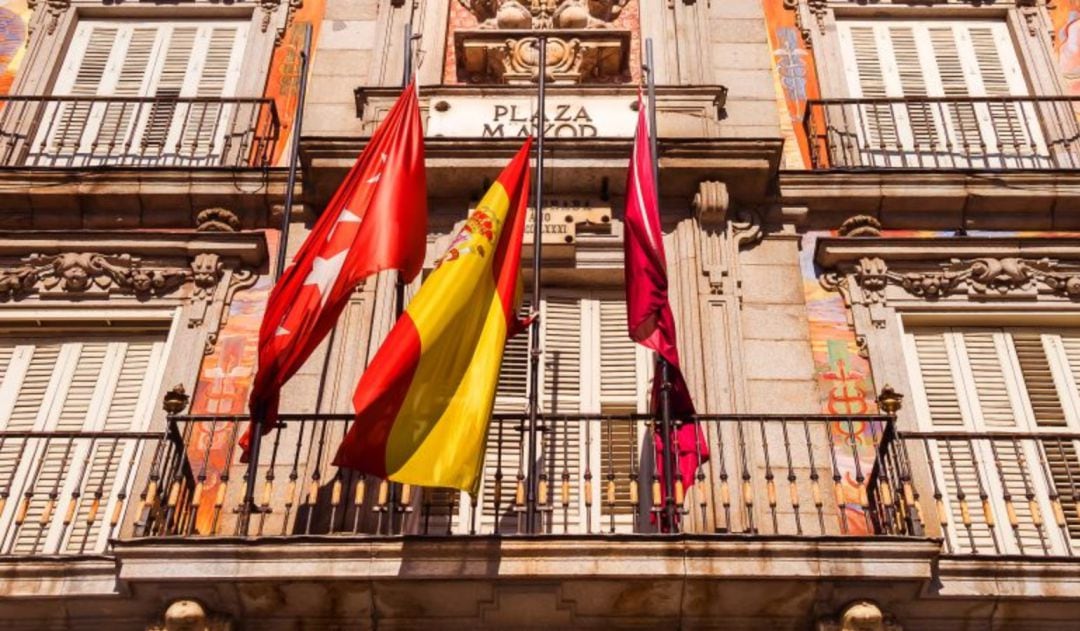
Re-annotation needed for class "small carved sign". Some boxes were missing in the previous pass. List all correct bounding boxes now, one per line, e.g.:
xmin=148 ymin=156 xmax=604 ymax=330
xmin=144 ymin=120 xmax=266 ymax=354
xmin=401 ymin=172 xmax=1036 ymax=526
xmin=468 ymin=198 xmax=612 ymax=245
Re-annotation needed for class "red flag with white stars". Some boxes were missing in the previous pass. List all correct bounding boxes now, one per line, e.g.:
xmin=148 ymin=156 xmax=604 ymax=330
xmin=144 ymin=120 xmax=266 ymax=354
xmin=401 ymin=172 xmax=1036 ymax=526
xmin=243 ymin=82 xmax=426 ymax=456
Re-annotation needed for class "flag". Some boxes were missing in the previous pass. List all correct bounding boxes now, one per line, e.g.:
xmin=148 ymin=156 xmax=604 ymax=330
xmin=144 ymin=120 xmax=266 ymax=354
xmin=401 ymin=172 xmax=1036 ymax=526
xmin=333 ymin=138 xmax=533 ymax=493
xmin=623 ymin=93 xmax=709 ymax=494
xmin=244 ymin=82 xmax=427 ymax=455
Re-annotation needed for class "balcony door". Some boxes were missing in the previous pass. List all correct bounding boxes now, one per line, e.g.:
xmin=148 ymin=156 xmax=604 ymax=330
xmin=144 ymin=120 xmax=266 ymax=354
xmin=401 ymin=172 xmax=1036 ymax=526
xmin=0 ymin=333 xmax=169 ymax=555
xmin=837 ymin=20 xmax=1050 ymax=169
xmin=903 ymin=327 xmax=1080 ymax=556
xmin=27 ymin=19 xmax=248 ymax=167
xmin=466 ymin=291 xmax=653 ymax=535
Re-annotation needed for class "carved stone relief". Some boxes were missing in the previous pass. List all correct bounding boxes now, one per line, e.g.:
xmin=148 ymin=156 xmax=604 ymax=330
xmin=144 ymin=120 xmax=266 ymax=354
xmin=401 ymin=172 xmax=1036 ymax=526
xmin=822 ymin=256 xmax=1080 ymax=307
xmin=817 ymin=600 xmax=903 ymax=631
xmin=0 ymin=252 xmax=224 ymax=300
xmin=455 ymin=0 xmax=631 ymax=83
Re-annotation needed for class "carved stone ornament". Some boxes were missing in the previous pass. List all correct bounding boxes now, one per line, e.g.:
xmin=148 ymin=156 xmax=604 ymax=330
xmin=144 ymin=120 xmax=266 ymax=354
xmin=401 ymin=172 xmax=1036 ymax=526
xmin=817 ymin=600 xmax=903 ymax=631
xmin=693 ymin=180 xmax=730 ymax=224
xmin=837 ymin=215 xmax=882 ymax=238
xmin=147 ymin=599 xmax=232 ymax=631
xmin=455 ymin=0 xmax=631 ymax=84
xmin=460 ymin=0 xmax=629 ymax=30
xmin=26 ymin=0 xmax=69 ymax=36
xmin=0 ymin=252 xmax=223 ymax=301
xmin=195 ymin=207 xmax=241 ymax=233
xmin=821 ymin=256 xmax=1080 ymax=306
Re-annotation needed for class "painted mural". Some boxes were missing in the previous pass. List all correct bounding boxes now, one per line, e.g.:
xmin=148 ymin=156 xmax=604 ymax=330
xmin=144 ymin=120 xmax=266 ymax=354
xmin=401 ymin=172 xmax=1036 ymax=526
xmin=264 ymin=0 xmax=326 ymax=165
xmin=763 ymin=0 xmax=819 ymax=169
xmin=187 ymin=232 xmax=278 ymax=533
xmin=1053 ymin=1 xmax=1080 ymax=95
xmin=0 ymin=0 xmax=29 ymax=95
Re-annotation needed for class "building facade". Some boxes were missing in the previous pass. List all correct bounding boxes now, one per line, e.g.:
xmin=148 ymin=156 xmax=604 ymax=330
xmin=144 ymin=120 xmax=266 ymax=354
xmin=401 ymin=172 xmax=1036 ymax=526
xmin=0 ymin=0 xmax=1078 ymax=628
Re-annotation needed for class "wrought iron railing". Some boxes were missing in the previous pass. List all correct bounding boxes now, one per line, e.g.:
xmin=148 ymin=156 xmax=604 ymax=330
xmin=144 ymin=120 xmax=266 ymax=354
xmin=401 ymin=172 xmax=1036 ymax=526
xmin=898 ymin=430 xmax=1080 ymax=557
xmin=804 ymin=96 xmax=1080 ymax=170
xmin=132 ymin=412 xmax=921 ymax=540
xmin=0 ymin=429 xmax=168 ymax=556
xmin=0 ymin=95 xmax=279 ymax=168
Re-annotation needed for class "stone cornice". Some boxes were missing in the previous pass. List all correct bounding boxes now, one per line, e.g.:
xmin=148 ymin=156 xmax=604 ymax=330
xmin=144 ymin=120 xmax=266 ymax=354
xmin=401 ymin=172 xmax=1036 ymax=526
xmin=302 ymin=136 xmax=783 ymax=209
xmin=815 ymin=237 xmax=1080 ymax=269
xmin=780 ymin=171 xmax=1080 ymax=232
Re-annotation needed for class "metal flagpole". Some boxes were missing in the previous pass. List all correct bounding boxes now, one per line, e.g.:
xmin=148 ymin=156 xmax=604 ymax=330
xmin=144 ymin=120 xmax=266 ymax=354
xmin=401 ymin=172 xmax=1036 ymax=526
xmin=243 ymin=22 xmax=313 ymax=536
xmin=388 ymin=21 xmax=416 ymax=536
xmin=644 ymin=38 xmax=678 ymax=530
xmin=525 ymin=35 xmax=548 ymax=535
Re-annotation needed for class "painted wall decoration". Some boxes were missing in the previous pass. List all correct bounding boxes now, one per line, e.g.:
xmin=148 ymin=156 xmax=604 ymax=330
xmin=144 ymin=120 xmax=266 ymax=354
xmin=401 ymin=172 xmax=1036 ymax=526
xmin=0 ymin=0 xmax=29 ymax=95
xmin=763 ymin=0 xmax=820 ymax=169
xmin=1053 ymin=1 xmax=1080 ymax=95
xmin=264 ymin=0 xmax=326 ymax=165
xmin=187 ymin=232 xmax=278 ymax=533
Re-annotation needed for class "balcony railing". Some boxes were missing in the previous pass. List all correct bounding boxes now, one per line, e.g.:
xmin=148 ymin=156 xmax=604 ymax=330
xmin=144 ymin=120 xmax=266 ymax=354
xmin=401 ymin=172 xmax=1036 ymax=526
xmin=899 ymin=430 xmax=1080 ymax=557
xmin=132 ymin=413 xmax=921 ymax=541
xmin=0 ymin=429 xmax=168 ymax=556
xmin=0 ymin=95 xmax=279 ymax=168
xmin=804 ymin=96 xmax=1080 ymax=170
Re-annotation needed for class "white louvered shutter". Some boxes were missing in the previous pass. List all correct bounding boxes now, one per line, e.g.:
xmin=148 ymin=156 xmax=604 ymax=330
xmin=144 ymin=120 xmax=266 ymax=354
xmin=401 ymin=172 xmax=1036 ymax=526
xmin=595 ymin=298 xmax=647 ymax=533
xmin=40 ymin=20 xmax=248 ymax=167
xmin=474 ymin=301 xmax=531 ymax=534
xmin=838 ymin=20 xmax=1041 ymax=168
xmin=0 ymin=336 xmax=167 ymax=555
xmin=909 ymin=330 xmax=999 ymax=554
xmin=541 ymin=296 xmax=584 ymax=533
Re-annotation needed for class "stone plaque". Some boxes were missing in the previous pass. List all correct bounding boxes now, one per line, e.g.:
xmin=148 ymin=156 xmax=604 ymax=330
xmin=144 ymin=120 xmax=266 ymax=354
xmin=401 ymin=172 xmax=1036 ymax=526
xmin=469 ymin=199 xmax=612 ymax=245
xmin=428 ymin=96 xmax=637 ymax=138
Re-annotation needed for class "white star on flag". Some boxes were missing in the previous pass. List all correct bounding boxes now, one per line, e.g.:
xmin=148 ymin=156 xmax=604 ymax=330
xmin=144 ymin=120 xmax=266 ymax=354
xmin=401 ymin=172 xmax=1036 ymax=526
xmin=366 ymin=153 xmax=389 ymax=184
xmin=304 ymin=249 xmax=349 ymax=307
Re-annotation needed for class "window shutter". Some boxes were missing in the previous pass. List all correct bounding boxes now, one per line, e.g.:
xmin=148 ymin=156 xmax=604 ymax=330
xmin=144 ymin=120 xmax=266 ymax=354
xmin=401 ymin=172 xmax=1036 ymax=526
xmin=842 ymin=25 xmax=900 ymax=153
xmin=910 ymin=331 xmax=997 ymax=552
xmin=961 ymin=331 xmax=1016 ymax=430
xmin=475 ymin=302 xmax=531 ymax=533
xmin=1012 ymin=333 xmax=1067 ymax=428
xmin=48 ymin=25 xmax=120 ymax=157
xmin=178 ymin=26 xmax=245 ymax=159
xmin=541 ymin=296 xmax=584 ymax=532
xmin=597 ymin=299 xmax=641 ymax=531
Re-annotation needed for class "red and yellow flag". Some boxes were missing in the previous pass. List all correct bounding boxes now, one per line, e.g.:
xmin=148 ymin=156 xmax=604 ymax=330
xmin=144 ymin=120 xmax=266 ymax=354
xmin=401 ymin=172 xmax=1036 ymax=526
xmin=333 ymin=138 xmax=533 ymax=493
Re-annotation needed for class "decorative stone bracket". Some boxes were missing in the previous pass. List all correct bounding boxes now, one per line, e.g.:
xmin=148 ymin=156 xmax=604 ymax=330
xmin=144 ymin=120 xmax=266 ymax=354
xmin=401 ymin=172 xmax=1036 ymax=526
xmin=817 ymin=600 xmax=903 ymax=631
xmin=0 ymin=252 xmax=224 ymax=301
xmin=822 ymin=256 xmax=1080 ymax=306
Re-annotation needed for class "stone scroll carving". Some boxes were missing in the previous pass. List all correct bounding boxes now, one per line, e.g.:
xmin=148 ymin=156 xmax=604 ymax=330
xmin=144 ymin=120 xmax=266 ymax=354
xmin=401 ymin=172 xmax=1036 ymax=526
xmin=821 ymin=256 xmax=1080 ymax=307
xmin=0 ymin=252 xmax=224 ymax=300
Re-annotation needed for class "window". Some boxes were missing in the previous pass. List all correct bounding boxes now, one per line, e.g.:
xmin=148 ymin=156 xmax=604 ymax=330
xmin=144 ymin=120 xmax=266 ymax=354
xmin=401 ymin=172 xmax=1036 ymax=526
xmin=903 ymin=327 xmax=1080 ymax=555
xmin=837 ymin=19 xmax=1049 ymax=168
xmin=471 ymin=291 xmax=652 ymax=534
xmin=0 ymin=333 xmax=170 ymax=555
xmin=30 ymin=19 xmax=249 ymax=166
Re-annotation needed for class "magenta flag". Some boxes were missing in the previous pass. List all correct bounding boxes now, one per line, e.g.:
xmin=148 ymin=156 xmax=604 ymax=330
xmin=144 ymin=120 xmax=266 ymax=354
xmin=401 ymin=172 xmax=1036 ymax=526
xmin=623 ymin=93 xmax=709 ymax=494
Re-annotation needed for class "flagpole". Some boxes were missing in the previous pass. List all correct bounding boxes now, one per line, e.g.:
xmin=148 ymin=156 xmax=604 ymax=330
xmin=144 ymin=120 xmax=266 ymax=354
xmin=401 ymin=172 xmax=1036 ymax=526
xmin=525 ymin=35 xmax=547 ymax=535
xmin=644 ymin=38 xmax=678 ymax=530
xmin=242 ymin=22 xmax=313 ymax=536
xmin=387 ymin=20 xmax=415 ymax=536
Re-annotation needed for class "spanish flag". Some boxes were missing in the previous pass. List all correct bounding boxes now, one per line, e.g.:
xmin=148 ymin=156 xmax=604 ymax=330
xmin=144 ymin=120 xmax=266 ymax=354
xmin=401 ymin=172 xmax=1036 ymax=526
xmin=333 ymin=138 xmax=533 ymax=493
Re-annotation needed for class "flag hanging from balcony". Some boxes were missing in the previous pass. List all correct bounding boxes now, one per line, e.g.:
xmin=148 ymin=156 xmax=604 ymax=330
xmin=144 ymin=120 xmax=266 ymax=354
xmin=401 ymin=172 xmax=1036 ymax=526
xmin=333 ymin=138 xmax=533 ymax=493
xmin=623 ymin=93 xmax=709 ymax=491
xmin=243 ymin=82 xmax=427 ymax=456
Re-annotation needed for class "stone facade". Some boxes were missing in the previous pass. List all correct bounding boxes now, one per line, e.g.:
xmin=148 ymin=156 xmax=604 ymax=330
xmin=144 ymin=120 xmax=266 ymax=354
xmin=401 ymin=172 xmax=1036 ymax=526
xmin=0 ymin=0 xmax=1077 ymax=629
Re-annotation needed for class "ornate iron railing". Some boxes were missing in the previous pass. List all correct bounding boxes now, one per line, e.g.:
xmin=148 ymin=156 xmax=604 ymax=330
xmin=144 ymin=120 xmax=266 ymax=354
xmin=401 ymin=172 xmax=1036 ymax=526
xmin=804 ymin=96 xmax=1080 ymax=170
xmin=132 ymin=412 xmax=921 ymax=540
xmin=0 ymin=95 xmax=279 ymax=168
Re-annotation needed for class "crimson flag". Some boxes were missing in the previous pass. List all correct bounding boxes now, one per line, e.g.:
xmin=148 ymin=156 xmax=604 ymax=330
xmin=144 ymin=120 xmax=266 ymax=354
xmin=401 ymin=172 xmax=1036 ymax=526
xmin=244 ymin=82 xmax=427 ymax=454
xmin=623 ymin=92 xmax=709 ymax=496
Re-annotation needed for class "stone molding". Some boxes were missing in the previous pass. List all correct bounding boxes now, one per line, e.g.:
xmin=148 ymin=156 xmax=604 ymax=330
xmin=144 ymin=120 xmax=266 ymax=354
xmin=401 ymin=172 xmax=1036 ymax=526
xmin=459 ymin=0 xmax=629 ymax=30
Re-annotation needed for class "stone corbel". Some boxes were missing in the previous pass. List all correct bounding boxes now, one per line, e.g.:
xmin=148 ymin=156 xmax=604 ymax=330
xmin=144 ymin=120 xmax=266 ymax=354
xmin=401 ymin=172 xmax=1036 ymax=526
xmin=692 ymin=180 xmax=729 ymax=225
xmin=258 ymin=0 xmax=304 ymax=45
xmin=732 ymin=208 xmax=764 ymax=250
